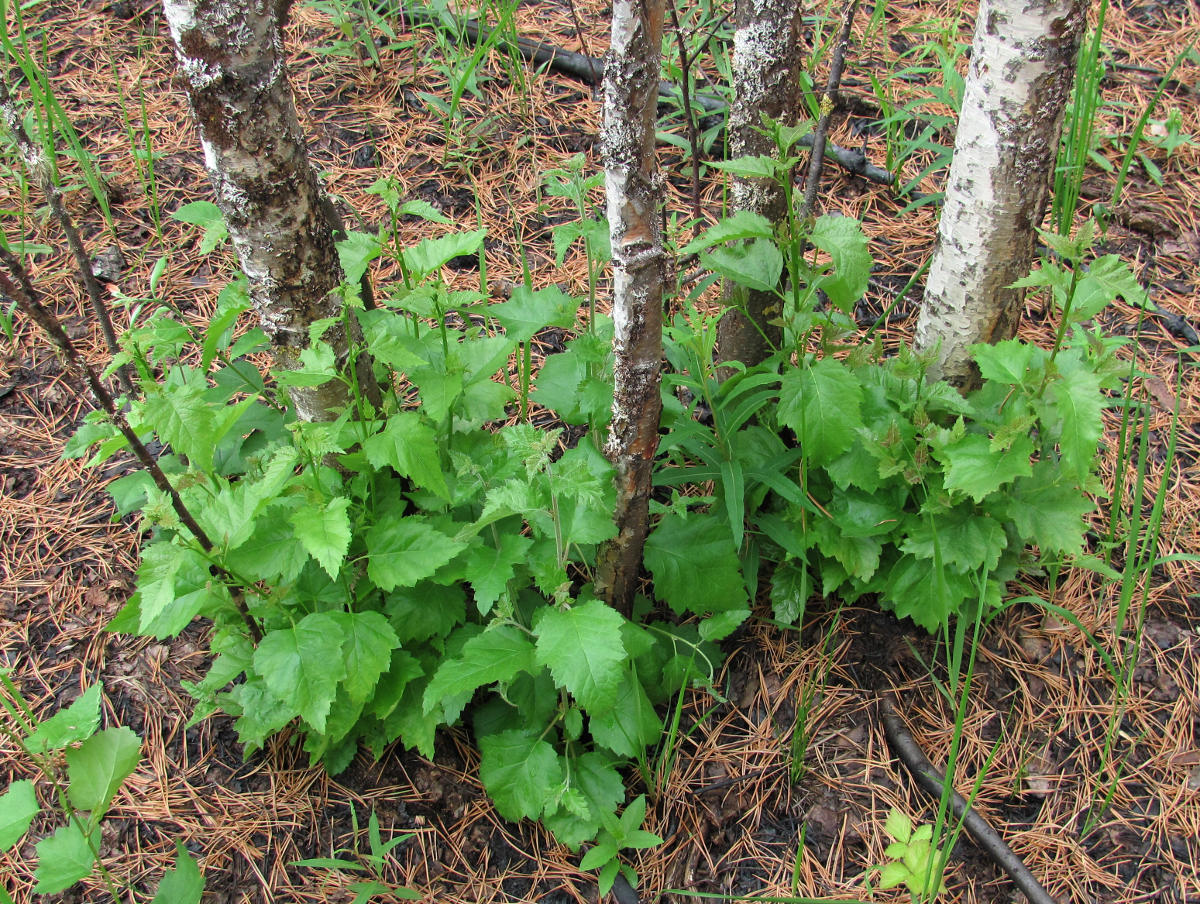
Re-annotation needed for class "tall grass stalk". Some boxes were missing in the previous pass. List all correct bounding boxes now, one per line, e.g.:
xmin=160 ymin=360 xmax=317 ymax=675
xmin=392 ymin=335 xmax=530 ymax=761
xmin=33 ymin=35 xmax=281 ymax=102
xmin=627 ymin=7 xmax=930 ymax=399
xmin=1052 ymin=0 xmax=1108 ymax=236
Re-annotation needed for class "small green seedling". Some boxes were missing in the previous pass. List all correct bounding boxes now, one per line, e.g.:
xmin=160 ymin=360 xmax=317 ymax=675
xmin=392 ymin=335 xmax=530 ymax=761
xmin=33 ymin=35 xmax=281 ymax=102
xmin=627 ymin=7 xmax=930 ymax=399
xmin=0 ymin=674 xmax=203 ymax=902
xmin=873 ymin=808 xmax=948 ymax=901
xmin=579 ymin=794 xmax=663 ymax=897
xmin=291 ymin=807 xmax=418 ymax=903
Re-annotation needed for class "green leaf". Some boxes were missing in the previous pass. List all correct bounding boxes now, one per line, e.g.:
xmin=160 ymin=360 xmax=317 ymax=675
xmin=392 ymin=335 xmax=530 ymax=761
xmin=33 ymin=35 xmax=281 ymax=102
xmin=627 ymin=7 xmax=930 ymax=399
xmin=151 ymin=842 xmax=205 ymax=904
xmin=644 ymin=514 xmax=747 ymax=615
xmin=334 ymin=611 xmax=400 ymax=705
xmin=702 ymin=238 xmax=783 ymax=292
xmin=490 ymin=284 xmax=579 ymax=343
xmin=34 ymin=824 xmax=99 ymax=893
xmin=24 ymin=684 xmax=101 ymax=753
xmin=579 ymin=842 xmax=617 ymax=872
xmin=700 ymin=609 xmax=749 ymax=641
xmin=363 ymin=412 xmax=449 ymax=500
xmin=809 ymin=214 xmax=872 ymax=312
xmin=142 ymin=382 xmax=216 ymax=472
xmin=478 ymin=729 xmax=563 ymax=821
xmin=289 ymin=496 xmax=352 ymax=580
xmin=67 ymin=726 xmax=141 ymax=817
xmin=884 ymin=808 xmax=913 ymax=843
xmin=1047 ymin=365 xmax=1105 ymax=482
xmin=366 ymin=516 xmax=469 ymax=591
xmin=778 ymin=358 xmax=864 ymax=467
xmin=770 ymin=560 xmax=809 ymax=625
xmin=172 ymin=199 xmax=228 ymax=254
xmin=679 ymin=210 xmax=775 ymax=254
xmin=900 ymin=508 xmax=1007 ymax=573
xmin=276 ymin=342 xmax=338 ymax=388
xmin=1003 ymin=462 xmax=1095 ymax=554
xmin=1065 ymin=254 xmax=1149 ymax=321
xmin=464 ymin=534 xmax=533 ymax=615
xmin=253 ymin=613 xmax=348 ymax=733
xmin=877 ymin=860 xmax=912 ymax=890
xmin=423 ymin=625 xmax=537 ymax=713
xmin=534 ymin=598 xmax=627 ymax=713
xmin=971 ymin=339 xmax=1040 ymax=385
xmin=384 ymin=582 xmax=466 ymax=645
xmin=402 ymin=228 xmax=487 ymax=276
xmin=708 ymin=155 xmax=781 ymax=180
xmin=0 ymin=781 xmax=38 ymax=849
xmin=587 ymin=672 xmax=662 ymax=757
xmin=337 ymin=231 xmax=383 ymax=287
xmin=225 ymin=506 xmax=309 ymax=583
xmin=937 ymin=433 xmax=1034 ymax=502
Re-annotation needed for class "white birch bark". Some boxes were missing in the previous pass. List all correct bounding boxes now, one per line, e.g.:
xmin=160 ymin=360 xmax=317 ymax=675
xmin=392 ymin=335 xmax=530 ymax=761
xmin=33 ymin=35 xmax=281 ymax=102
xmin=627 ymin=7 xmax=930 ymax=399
xmin=163 ymin=0 xmax=374 ymax=420
xmin=716 ymin=0 xmax=804 ymax=367
xmin=595 ymin=0 xmax=667 ymax=615
xmin=915 ymin=0 xmax=1086 ymax=389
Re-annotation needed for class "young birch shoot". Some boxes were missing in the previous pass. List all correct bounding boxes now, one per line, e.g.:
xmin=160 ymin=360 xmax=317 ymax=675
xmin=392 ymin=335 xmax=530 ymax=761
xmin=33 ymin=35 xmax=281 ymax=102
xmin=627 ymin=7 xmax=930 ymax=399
xmin=595 ymin=0 xmax=667 ymax=616
xmin=716 ymin=0 xmax=804 ymax=368
xmin=915 ymin=0 xmax=1086 ymax=389
xmin=162 ymin=0 xmax=375 ymax=420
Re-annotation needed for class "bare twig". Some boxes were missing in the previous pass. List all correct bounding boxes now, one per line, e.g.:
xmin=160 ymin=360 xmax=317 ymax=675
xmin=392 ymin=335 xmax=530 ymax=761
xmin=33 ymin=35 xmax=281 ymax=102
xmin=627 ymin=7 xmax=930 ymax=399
xmin=0 ymin=77 xmax=134 ymax=394
xmin=799 ymin=0 xmax=862 ymax=221
xmin=878 ymin=694 xmax=1057 ymax=904
xmin=0 ymin=246 xmax=262 ymax=644
xmin=667 ymin=2 xmax=703 ymax=221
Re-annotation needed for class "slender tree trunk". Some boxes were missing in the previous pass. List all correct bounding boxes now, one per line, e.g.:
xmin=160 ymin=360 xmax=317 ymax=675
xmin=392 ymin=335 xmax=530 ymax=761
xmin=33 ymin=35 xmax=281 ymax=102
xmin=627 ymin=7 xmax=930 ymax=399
xmin=594 ymin=0 xmax=667 ymax=617
xmin=162 ymin=0 xmax=376 ymax=421
xmin=914 ymin=0 xmax=1086 ymax=389
xmin=716 ymin=0 xmax=804 ymax=368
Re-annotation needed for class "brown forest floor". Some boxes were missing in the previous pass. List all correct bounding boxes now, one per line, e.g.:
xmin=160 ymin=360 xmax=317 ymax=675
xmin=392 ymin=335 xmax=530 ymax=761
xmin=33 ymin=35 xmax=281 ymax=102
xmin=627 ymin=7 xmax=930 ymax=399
xmin=1 ymin=0 xmax=1198 ymax=901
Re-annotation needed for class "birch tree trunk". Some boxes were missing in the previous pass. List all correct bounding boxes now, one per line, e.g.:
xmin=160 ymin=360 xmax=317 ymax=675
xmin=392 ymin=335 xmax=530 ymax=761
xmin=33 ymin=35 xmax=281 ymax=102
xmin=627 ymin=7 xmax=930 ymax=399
xmin=716 ymin=0 xmax=804 ymax=368
xmin=914 ymin=0 xmax=1086 ymax=389
xmin=163 ymin=0 xmax=375 ymax=421
xmin=594 ymin=0 xmax=667 ymax=616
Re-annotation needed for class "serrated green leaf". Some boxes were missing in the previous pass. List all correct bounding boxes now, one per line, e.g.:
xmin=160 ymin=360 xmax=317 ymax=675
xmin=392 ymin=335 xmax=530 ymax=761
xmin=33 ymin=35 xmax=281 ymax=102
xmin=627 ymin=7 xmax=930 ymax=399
xmin=644 ymin=514 xmax=747 ymax=615
xmin=226 ymin=504 xmax=310 ymax=583
xmin=699 ymin=609 xmax=749 ymax=641
xmin=877 ymin=859 xmax=911 ymax=890
xmin=1003 ymin=462 xmax=1095 ymax=554
xmin=0 ymin=781 xmax=38 ymax=849
xmin=1065 ymin=255 xmax=1148 ymax=321
xmin=34 ymin=824 xmax=98 ymax=893
xmin=464 ymin=533 xmax=533 ymax=615
xmin=402 ymin=228 xmax=487 ymax=276
xmin=253 ymin=613 xmax=347 ymax=733
xmin=334 ymin=611 xmax=399 ymax=704
xmin=337 ymin=231 xmax=383 ymax=287
xmin=534 ymin=599 xmax=627 ymax=713
xmin=366 ymin=516 xmax=469 ymax=591
xmin=490 ymin=284 xmax=579 ymax=343
xmin=363 ymin=412 xmax=448 ymax=499
xmin=587 ymin=673 xmax=662 ymax=757
xmin=151 ymin=842 xmax=205 ymax=904
xmin=24 ymin=684 xmax=101 ymax=753
xmin=1047 ymin=365 xmax=1105 ymax=482
xmin=67 ymin=726 xmax=141 ymax=817
xmin=702 ymin=238 xmax=783 ymax=292
xmin=900 ymin=508 xmax=1007 ymax=573
xmin=937 ymin=433 xmax=1034 ymax=502
xmin=679 ymin=210 xmax=775 ymax=254
xmin=971 ymin=339 xmax=1040 ymax=385
xmin=884 ymin=808 xmax=913 ymax=843
xmin=275 ymin=342 xmax=338 ymax=388
xmin=708 ymin=154 xmax=780 ymax=180
xmin=778 ymin=358 xmax=864 ymax=467
xmin=478 ymin=729 xmax=563 ymax=821
xmin=423 ymin=625 xmax=537 ymax=713
xmin=289 ymin=496 xmax=351 ymax=579
xmin=809 ymin=214 xmax=872 ymax=312
xmin=142 ymin=382 xmax=216 ymax=472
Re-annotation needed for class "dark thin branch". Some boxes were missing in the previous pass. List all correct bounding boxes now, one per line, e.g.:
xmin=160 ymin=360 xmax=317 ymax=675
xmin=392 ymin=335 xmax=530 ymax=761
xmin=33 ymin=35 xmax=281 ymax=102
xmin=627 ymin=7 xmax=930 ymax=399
xmin=800 ymin=0 xmax=862 ymax=221
xmin=0 ymin=78 xmax=134 ymax=395
xmin=0 ymin=247 xmax=262 ymax=644
xmin=878 ymin=695 xmax=1057 ymax=904
xmin=667 ymin=2 xmax=702 ymax=221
